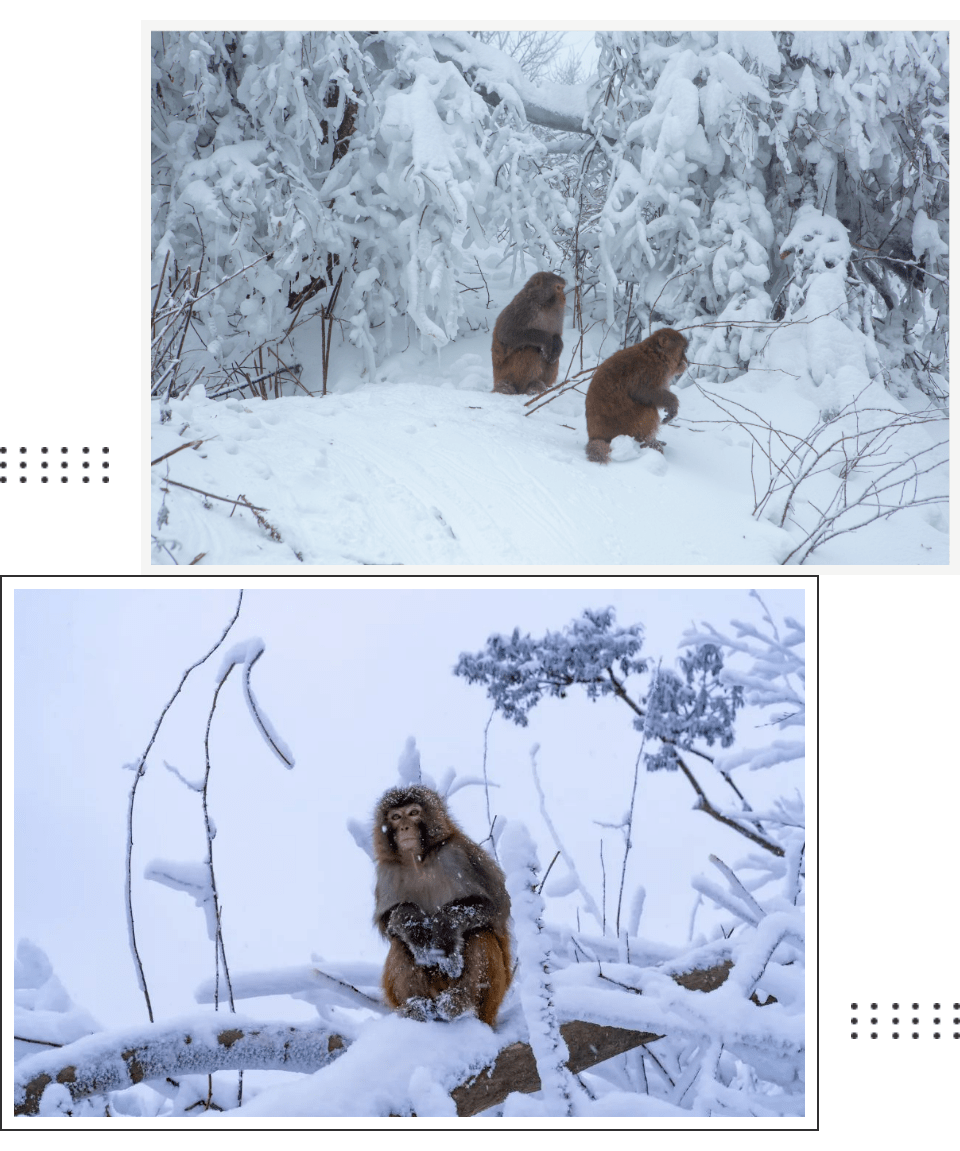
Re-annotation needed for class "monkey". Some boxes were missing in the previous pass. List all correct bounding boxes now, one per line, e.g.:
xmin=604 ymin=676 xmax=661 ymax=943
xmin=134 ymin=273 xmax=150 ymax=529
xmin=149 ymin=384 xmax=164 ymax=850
xmin=491 ymin=272 xmax=566 ymax=395
xmin=584 ymin=328 xmax=688 ymax=463
xmin=372 ymin=785 xmax=511 ymax=1026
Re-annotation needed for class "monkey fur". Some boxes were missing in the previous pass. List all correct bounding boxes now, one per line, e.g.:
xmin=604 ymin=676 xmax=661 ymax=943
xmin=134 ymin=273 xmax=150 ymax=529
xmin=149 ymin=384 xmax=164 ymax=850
xmin=491 ymin=272 xmax=566 ymax=395
xmin=373 ymin=785 xmax=511 ymax=1026
xmin=584 ymin=328 xmax=688 ymax=462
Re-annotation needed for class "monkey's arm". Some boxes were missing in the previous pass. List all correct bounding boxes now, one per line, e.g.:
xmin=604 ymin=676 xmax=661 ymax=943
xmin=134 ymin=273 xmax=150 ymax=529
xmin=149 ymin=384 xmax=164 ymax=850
xmin=660 ymin=390 xmax=679 ymax=423
xmin=500 ymin=327 xmax=563 ymax=362
xmin=627 ymin=381 xmax=679 ymax=422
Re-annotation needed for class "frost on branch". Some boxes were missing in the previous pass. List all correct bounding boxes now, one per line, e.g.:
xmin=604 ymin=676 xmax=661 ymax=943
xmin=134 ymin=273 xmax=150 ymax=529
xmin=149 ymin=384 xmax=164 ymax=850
xmin=641 ymin=644 xmax=744 ymax=771
xmin=453 ymin=608 xmax=647 ymax=726
xmin=500 ymin=822 xmax=583 ymax=1115
xmin=681 ymin=590 xmax=805 ymax=775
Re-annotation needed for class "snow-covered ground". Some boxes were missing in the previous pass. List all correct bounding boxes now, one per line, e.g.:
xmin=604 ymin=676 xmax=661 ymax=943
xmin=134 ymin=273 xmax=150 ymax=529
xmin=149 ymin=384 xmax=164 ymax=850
xmin=151 ymin=268 xmax=946 ymax=567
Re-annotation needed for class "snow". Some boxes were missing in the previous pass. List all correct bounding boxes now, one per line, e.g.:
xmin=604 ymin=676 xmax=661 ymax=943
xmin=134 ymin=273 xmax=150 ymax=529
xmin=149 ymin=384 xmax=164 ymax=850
xmin=14 ymin=940 xmax=101 ymax=1060
xmin=217 ymin=637 xmax=295 ymax=766
xmin=911 ymin=208 xmax=948 ymax=262
xmin=150 ymin=342 xmax=858 ymax=566
xmin=149 ymin=379 xmax=755 ymax=564
xmin=152 ymin=238 xmax=945 ymax=565
xmin=232 ymin=1013 xmax=502 ymax=1117
xmin=144 ymin=860 xmax=217 ymax=940
xmin=501 ymin=821 xmax=581 ymax=1113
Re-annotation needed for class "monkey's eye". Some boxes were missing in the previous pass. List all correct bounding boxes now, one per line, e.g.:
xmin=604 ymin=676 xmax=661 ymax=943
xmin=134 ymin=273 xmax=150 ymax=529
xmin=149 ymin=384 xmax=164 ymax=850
xmin=408 ymin=808 xmax=420 ymax=818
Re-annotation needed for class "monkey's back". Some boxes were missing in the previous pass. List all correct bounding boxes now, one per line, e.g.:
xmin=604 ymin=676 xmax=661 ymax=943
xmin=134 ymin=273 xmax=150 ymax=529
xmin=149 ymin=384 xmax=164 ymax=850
xmin=491 ymin=273 xmax=566 ymax=395
xmin=585 ymin=346 xmax=662 ymax=444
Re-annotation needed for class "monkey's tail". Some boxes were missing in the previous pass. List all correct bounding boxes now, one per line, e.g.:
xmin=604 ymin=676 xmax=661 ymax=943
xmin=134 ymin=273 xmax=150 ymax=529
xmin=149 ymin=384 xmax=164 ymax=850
xmin=585 ymin=438 xmax=611 ymax=464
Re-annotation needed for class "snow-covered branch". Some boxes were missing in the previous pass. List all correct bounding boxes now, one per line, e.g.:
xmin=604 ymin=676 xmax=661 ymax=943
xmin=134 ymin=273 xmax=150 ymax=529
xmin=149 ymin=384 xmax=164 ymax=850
xmin=14 ymin=1015 xmax=347 ymax=1116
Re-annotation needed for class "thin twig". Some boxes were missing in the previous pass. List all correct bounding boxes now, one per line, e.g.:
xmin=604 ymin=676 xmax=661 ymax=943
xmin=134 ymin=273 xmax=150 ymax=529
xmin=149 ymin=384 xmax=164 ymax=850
xmin=602 ymin=666 xmax=784 ymax=856
xmin=243 ymin=647 xmax=294 ymax=766
xmin=535 ymin=851 xmax=562 ymax=896
xmin=151 ymin=440 xmax=204 ymax=467
xmin=159 ymin=478 xmax=268 ymax=512
xmin=152 ymin=250 xmax=170 ymax=328
xmin=615 ymin=734 xmax=645 ymax=940
xmin=647 ymin=264 xmax=702 ymax=327
xmin=125 ymin=592 xmax=244 ymax=1022
xmin=203 ymin=663 xmax=238 ymax=1012
xmin=236 ymin=495 xmax=283 ymax=543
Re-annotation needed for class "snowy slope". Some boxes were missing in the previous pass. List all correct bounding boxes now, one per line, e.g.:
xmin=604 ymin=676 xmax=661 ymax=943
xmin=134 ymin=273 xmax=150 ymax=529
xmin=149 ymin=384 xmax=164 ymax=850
xmin=150 ymin=339 xmax=946 ymax=566
xmin=151 ymin=372 xmax=780 ymax=566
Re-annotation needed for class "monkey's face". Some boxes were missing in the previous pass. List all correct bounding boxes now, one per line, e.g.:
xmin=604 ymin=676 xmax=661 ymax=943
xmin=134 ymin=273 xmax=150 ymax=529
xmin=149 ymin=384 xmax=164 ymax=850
xmin=387 ymin=804 xmax=426 ymax=857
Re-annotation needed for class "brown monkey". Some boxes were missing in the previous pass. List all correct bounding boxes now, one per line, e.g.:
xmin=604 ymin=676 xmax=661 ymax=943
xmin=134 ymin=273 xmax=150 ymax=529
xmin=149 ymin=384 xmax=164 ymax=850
xmin=491 ymin=272 xmax=566 ymax=395
xmin=584 ymin=328 xmax=688 ymax=462
xmin=373 ymin=785 xmax=511 ymax=1026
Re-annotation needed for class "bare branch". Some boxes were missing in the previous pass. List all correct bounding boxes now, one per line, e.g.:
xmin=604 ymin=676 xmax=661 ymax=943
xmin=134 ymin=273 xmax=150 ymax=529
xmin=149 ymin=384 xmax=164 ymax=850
xmin=124 ymin=593 xmax=244 ymax=1023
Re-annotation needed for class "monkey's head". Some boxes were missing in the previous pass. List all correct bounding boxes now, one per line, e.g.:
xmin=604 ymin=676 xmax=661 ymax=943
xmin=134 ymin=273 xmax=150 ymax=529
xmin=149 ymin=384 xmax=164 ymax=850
xmin=526 ymin=271 xmax=566 ymax=307
xmin=374 ymin=785 xmax=454 ymax=863
xmin=650 ymin=328 xmax=689 ymax=374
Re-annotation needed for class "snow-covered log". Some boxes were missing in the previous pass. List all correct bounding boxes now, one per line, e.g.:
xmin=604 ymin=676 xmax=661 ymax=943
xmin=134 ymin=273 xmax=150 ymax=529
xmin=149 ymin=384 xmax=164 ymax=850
xmin=14 ymin=1016 xmax=346 ymax=1116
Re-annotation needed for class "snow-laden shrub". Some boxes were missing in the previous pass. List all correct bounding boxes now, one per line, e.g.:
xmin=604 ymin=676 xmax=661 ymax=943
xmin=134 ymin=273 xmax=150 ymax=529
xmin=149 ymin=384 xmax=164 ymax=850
xmin=151 ymin=31 xmax=570 ymax=384
xmin=575 ymin=31 xmax=947 ymax=398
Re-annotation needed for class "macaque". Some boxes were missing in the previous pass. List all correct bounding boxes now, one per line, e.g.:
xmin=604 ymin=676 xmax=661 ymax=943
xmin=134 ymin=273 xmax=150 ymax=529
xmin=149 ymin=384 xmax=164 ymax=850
xmin=373 ymin=785 xmax=511 ymax=1026
xmin=584 ymin=328 xmax=688 ymax=462
xmin=491 ymin=272 xmax=566 ymax=395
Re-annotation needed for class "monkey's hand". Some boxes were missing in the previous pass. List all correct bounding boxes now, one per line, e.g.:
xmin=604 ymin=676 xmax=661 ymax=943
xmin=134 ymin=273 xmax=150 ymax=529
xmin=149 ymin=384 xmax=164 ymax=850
xmin=386 ymin=903 xmax=432 ymax=951
xmin=660 ymin=394 xmax=679 ymax=423
xmin=438 ymin=898 xmax=495 ymax=936
xmin=414 ymin=898 xmax=496 ymax=978
xmin=426 ymin=916 xmax=465 ymax=977
xmin=508 ymin=326 xmax=557 ymax=360
xmin=387 ymin=903 xmax=465 ymax=975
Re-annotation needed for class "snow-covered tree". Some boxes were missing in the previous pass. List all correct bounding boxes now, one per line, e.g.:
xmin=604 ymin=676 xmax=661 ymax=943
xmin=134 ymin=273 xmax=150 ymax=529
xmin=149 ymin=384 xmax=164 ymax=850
xmin=151 ymin=31 xmax=571 ymax=392
xmin=154 ymin=30 xmax=947 ymax=397
xmin=566 ymin=31 xmax=947 ymax=397
xmin=454 ymin=606 xmax=788 ymax=855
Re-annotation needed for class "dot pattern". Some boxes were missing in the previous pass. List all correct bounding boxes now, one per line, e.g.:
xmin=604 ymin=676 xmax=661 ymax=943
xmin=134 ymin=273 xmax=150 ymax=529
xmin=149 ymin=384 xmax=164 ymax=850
xmin=850 ymin=1002 xmax=959 ymax=1039
xmin=0 ymin=447 xmax=111 ymax=484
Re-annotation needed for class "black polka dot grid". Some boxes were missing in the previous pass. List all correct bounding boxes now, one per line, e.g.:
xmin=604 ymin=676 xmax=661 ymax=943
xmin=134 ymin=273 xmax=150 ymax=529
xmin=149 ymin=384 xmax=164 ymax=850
xmin=850 ymin=1002 xmax=960 ymax=1039
xmin=0 ymin=446 xmax=111 ymax=484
